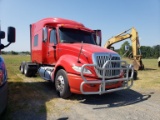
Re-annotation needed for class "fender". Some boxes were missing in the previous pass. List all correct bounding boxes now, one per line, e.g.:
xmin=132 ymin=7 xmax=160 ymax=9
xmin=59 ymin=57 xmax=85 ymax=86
xmin=54 ymin=54 xmax=82 ymax=73
xmin=51 ymin=54 xmax=95 ymax=81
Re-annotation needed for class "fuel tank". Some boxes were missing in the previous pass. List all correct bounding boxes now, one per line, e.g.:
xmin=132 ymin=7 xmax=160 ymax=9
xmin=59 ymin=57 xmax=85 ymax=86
xmin=38 ymin=66 xmax=54 ymax=80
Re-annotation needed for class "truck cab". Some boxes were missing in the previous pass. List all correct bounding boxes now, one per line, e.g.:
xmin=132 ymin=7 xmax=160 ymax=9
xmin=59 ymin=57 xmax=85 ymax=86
xmin=0 ymin=27 xmax=16 ymax=114
xmin=20 ymin=18 xmax=134 ymax=98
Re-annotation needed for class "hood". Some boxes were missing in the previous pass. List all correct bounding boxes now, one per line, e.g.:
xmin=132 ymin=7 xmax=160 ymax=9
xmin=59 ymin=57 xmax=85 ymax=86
xmin=58 ymin=43 xmax=119 ymax=64
xmin=59 ymin=43 xmax=117 ymax=54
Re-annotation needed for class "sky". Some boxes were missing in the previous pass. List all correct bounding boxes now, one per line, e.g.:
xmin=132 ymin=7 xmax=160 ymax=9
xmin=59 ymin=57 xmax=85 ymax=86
xmin=0 ymin=0 xmax=160 ymax=51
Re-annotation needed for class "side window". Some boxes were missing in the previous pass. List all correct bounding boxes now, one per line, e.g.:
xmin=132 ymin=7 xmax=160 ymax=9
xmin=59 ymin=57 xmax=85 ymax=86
xmin=50 ymin=29 xmax=57 ymax=44
xmin=34 ymin=35 xmax=38 ymax=46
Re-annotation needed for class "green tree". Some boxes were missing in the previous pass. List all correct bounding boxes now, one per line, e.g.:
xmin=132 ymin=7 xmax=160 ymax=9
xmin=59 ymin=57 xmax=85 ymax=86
xmin=153 ymin=45 xmax=160 ymax=58
xmin=11 ymin=51 xmax=18 ymax=55
xmin=141 ymin=46 xmax=152 ymax=58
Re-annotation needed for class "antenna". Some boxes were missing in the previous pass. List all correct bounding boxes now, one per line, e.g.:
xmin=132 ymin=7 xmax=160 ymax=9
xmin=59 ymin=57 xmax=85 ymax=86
xmin=77 ymin=41 xmax=83 ymax=63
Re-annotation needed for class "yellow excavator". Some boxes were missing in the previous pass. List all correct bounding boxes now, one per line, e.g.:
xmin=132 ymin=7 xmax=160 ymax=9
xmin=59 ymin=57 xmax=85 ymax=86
xmin=104 ymin=27 xmax=144 ymax=71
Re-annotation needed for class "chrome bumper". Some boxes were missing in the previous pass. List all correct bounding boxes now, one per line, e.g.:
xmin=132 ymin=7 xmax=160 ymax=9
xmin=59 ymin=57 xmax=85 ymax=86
xmin=80 ymin=60 xmax=134 ymax=95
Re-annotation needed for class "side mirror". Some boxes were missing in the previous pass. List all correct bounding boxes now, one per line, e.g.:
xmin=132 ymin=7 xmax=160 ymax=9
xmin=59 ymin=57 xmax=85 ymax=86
xmin=96 ymin=36 xmax=101 ymax=46
xmin=0 ymin=31 xmax=5 ymax=39
xmin=42 ymin=27 xmax=48 ymax=42
xmin=94 ymin=30 xmax=102 ymax=46
xmin=8 ymin=27 xmax=16 ymax=43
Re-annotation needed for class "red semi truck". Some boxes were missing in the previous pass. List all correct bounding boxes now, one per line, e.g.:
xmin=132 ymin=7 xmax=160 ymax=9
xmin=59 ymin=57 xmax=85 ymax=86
xmin=20 ymin=18 xmax=134 ymax=98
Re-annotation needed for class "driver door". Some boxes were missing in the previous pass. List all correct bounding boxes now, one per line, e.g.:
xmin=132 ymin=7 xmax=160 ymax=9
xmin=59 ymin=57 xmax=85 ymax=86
xmin=47 ymin=28 xmax=58 ymax=65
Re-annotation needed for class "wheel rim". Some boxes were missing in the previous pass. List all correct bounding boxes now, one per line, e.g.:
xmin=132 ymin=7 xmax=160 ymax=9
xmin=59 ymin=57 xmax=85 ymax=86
xmin=56 ymin=75 xmax=65 ymax=92
xmin=24 ymin=65 xmax=27 ymax=74
xmin=20 ymin=66 xmax=23 ymax=73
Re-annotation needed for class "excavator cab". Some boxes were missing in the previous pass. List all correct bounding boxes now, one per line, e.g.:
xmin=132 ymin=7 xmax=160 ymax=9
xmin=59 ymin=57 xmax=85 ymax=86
xmin=125 ymin=45 xmax=129 ymax=51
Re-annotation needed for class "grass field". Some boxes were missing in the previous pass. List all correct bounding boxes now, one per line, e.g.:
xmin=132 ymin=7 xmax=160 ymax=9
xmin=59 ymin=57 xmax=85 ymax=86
xmin=1 ymin=55 xmax=48 ymax=119
xmin=1 ymin=55 xmax=160 ymax=119
xmin=124 ymin=58 xmax=160 ymax=91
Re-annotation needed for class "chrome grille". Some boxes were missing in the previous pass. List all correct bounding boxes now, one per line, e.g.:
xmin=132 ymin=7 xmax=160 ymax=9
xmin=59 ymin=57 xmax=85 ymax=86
xmin=92 ymin=53 xmax=121 ymax=78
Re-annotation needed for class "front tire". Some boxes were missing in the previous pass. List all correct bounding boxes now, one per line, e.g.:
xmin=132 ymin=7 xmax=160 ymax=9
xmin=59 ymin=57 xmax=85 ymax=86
xmin=55 ymin=69 xmax=71 ymax=99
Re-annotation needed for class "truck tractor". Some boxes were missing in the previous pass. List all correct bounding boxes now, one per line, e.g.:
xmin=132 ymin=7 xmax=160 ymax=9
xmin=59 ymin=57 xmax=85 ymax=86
xmin=20 ymin=18 xmax=134 ymax=98
xmin=0 ymin=26 xmax=16 ymax=115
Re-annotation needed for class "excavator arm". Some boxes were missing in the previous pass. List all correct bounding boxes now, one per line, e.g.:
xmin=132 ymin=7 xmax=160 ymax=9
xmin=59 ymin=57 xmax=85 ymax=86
xmin=104 ymin=34 xmax=131 ymax=49
xmin=104 ymin=27 xmax=144 ymax=70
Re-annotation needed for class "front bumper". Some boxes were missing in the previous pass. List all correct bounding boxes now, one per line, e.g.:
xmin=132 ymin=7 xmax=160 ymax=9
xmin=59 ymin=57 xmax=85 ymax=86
xmin=68 ymin=60 xmax=134 ymax=95
xmin=81 ymin=60 xmax=134 ymax=94
xmin=0 ymin=82 xmax=8 ymax=114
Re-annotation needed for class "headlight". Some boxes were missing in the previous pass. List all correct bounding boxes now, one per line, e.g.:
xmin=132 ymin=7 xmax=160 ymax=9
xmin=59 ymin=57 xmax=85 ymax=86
xmin=72 ymin=65 xmax=92 ymax=74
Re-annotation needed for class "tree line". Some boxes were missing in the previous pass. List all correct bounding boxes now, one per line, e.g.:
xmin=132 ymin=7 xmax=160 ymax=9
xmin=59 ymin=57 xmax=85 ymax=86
xmin=1 ymin=42 xmax=160 ymax=59
xmin=117 ymin=41 xmax=160 ymax=59
xmin=1 ymin=51 xmax=30 ymax=55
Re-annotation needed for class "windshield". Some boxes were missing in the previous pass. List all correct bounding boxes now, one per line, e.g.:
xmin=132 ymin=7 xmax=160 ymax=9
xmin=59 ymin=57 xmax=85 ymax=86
xmin=59 ymin=28 xmax=96 ymax=45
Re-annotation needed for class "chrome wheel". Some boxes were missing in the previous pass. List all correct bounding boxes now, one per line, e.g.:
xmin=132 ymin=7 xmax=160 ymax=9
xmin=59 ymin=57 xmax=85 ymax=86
xmin=55 ymin=69 xmax=71 ymax=98
xmin=56 ymin=75 xmax=65 ymax=92
xmin=20 ymin=66 xmax=23 ymax=73
xmin=24 ymin=65 xmax=27 ymax=75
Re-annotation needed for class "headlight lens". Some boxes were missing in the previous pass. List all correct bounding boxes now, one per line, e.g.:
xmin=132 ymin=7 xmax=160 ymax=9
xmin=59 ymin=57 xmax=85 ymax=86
xmin=72 ymin=65 xmax=92 ymax=74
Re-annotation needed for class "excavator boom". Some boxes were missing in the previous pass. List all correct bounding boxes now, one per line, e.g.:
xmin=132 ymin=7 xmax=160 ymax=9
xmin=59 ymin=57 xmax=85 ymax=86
xmin=104 ymin=34 xmax=131 ymax=49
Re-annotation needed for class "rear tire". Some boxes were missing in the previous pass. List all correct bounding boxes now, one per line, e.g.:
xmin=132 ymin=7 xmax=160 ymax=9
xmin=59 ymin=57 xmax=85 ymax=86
xmin=20 ymin=61 xmax=25 ymax=74
xmin=158 ymin=61 xmax=160 ymax=67
xmin=24 ymin=63 xmax=32 ymax=77
xmin=128 ymin=70 xmax=137 ymax=80
xmin=55 ymin=69 xmax=71 ymax=99
xmin=133 ymin=70 xmax=138 ymax=80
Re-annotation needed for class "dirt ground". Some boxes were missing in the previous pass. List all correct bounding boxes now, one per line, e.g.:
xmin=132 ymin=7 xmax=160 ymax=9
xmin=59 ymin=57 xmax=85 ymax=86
xmin=2 ymin=73 xmax=159 ymax=120
xmin=45 ymin=89 xmax=160 ymax=120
